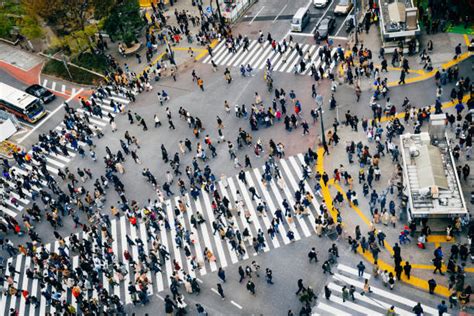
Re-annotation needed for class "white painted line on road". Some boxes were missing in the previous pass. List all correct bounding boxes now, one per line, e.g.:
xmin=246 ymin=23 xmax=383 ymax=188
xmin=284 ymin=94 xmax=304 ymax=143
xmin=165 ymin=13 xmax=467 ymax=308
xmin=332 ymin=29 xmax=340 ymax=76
xmin=211 ymin=288 xmax=220 ymax=295
xmin=231 ymin=300 xmax=243 ymax=309
xmin=155 ymin=294 xmax=164 ymax=301
xmin=248 ymin=6 xmax=265 ymax=25
xmin=18 ymin=106 xmax=64 ymax=143
xmin=18 ymin=88 xmax=83 ymax=143
xmin=335 ymin=8 xmax=354 ymax=37
xmin=42 ymin=79 xmax=48 ymax=87
xmin=66 ymin=88 xmax=83 ymax=102
xmin=311 ymin=3 xmax=334 ymax=33
xmin=288 ymin=32 xmax=314 ymax=37
xmin=51 ymin=81 xmax=56 ymax=91
xmin=273 ymin=4 xmax=288 ymax=23
xmin=329 ymin=35 xmax=348 ymax=40
xmin=196 ymin=278 xmax=204 ymax=284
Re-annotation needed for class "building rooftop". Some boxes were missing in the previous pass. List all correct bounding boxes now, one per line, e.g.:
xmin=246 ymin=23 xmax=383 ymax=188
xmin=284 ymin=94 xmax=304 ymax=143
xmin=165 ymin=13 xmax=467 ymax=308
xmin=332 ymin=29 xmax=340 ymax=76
xmin=400 ymin=132 xmax=468 ymax=219
xmin=377 ymin=0 xmax=420 ymax=38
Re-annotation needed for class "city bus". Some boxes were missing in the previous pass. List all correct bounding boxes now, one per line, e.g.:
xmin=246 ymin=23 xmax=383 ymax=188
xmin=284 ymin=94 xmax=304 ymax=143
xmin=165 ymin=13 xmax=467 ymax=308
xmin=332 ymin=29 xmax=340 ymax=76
xmin=0 ymin=82 xmax=47 ymax=124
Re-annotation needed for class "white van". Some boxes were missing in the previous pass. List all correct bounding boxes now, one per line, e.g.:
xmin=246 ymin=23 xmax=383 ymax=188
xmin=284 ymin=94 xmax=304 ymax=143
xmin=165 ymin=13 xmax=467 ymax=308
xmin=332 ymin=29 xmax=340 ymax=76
xmin=291 ymin=7 xmax=310 ymax=32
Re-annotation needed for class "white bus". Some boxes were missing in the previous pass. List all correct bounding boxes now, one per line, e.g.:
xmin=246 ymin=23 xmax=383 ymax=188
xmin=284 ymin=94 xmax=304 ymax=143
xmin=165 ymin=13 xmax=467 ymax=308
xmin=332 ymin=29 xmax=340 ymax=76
xmin=0 ymin=82 xmax=46 ymax=123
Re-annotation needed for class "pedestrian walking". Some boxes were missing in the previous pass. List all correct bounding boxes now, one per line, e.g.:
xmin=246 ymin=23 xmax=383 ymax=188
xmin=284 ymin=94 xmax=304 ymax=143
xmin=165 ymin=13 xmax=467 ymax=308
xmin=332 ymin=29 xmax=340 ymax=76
xmin=295 ymin=279 xmax=305 ymax=295
xmin=357 ymin=261 xmax=366 ymax=277
xmin=217 ymin=284 xmax=225 ymax=300
xmin=308 ymin=247 xmax=318 ymax=263
xmin=428 ymin=278 xmax=437 ymax=294
xmin=218 ymin=267 xmax=226 ymax=283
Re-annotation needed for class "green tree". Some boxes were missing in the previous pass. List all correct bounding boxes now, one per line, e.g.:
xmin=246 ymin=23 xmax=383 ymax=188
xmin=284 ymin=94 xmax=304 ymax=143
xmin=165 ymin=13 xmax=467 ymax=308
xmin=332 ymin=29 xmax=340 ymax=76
xmin=103 ymin=0 xmax=144 ymax=44
xmin=19 ymin=15 xmax=43 ymax=39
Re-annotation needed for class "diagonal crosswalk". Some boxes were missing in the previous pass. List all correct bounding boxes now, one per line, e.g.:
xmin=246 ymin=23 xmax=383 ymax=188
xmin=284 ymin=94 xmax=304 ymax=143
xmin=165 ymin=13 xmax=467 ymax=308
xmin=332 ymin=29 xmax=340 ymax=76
xmin=1 ymin=153 xmax=326 ymax=314
xmin=0 ymin=89 xmax=131 ymax=218
xmin=313 ymin=263 xmax=448 ymax=316
xmin=203 ymin=39 xmax=341 ymax=76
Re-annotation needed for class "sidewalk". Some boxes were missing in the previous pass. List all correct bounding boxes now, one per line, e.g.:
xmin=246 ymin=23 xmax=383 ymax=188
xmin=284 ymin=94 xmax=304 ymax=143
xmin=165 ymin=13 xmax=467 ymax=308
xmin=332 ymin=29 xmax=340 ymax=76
xmin=104 ymin=1 xmax=211 ymax=78
xmin=315 ymin=103 xmax=473 ymax=297
xmin=350 ymin=25 xmax=473 ymax=91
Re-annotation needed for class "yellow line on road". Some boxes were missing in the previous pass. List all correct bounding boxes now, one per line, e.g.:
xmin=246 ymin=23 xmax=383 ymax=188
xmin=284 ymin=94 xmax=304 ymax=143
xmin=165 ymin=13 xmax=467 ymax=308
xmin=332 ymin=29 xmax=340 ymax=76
xmin=464 ymin=34 xmax=471 ymax=46
xmin=195 ymin=39 xmax=219 ymax=61
xmin=386 ymin=51 xmax=472 ymax=87
xmin=373 ymin=94 xmax=470 ymax=124
xmin=315 ymin=147 xmax=453 ymax=297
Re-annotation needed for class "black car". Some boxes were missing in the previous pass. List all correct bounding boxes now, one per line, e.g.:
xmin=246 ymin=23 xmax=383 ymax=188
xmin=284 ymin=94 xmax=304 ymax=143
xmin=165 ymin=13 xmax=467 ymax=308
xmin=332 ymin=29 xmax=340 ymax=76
xmin=25 ymin=84 xmax=56 ymax=103
xmin=315 ymin=16 xmax=336 ymax=39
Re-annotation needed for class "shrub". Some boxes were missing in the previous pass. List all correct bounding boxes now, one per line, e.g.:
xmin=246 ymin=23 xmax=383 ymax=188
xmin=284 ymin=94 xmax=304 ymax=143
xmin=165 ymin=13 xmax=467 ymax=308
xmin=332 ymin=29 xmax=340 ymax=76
xmin=43 ymin=59 xmax=103 ymax=85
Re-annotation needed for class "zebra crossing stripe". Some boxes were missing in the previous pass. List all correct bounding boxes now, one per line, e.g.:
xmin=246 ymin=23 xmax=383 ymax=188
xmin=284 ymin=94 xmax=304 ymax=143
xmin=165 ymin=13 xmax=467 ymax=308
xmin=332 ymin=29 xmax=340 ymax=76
xmin=193 ymin=197 xmax=218 ymax=272
xmin=316 ymin=302 xmax=352 ymax=316
xmin=220 ymin=179 xmax=251 ymax=260
xmin=253 ymin=44 xmax=273 ymax=69
xmin=247 ymin=42 xmax=269 ymax=69
xmin=42 ymin=79 xmax=48 ymax=87
xmin=200 ymin=192 xmax=239 ymax=265
xmin=327 ymin=282 xmax=412 ymax=316
xmin=164 ymin=199 xmax=187 ymax=280
xmin=254 ymin=168 xmax=292 ymax=243
xmin=110 ymin=219 xmax=122 ymax=297
xmin=336 ymin=263 xmax=371 ymax=279
xmin=0 ymin=258 xmax=13 ymax=312
xmin=279 ymin=160 xmax=312 ymax=237
xmin=243 ymin=170 xmax=280 ymax=249
xmin=333 ymin=273 xmax=439 ymax=315
xmin=17 ymin=256 xmax=30 ymax=315
xmin=51 ymin=82 xmax=56 ymax=91
xmin=226 ymin=44 xmax=246 ymax=66
xmin=233 ymin=41 xmax=257 ymax=67
xmin=119 ymin=216 xmax=133 ymax=305
xmin=239 ymin=42 xmax=262 ymax=68
xmin=182 ymin=193 xmax=207 ymax=275
xmin=219 ymin=44 xmax=241 ymax=66
xmin=330 ymin=294 xmax=385 ymax=316
xmin=209 ymin=41 xmax=229 ymax=65
xmin=201 ymin=191 xmax=229 ymax=268
xmin=203 ymin=40 xmax=225 ymax=63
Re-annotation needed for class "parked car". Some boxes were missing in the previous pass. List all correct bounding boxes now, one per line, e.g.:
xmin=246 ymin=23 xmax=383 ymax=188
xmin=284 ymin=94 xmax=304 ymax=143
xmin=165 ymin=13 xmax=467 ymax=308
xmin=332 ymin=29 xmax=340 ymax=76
xmin=25 ymin=84 xmax=55 ymax=104
xmin=313 ymin=0 xmax=330 ymax=8
xmin=315 ymin=16 xmax=336 ymax=39
xmin=334 ymin=0 xmax=353 ymax=15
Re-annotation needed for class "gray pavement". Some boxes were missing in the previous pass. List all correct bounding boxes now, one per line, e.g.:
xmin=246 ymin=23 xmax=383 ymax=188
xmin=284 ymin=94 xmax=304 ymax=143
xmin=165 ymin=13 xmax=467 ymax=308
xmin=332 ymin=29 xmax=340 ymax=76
xmin=0 ymin=42 xmax=43 ymax=71
xmin=0 ymin=0 xmax=473 ymax=314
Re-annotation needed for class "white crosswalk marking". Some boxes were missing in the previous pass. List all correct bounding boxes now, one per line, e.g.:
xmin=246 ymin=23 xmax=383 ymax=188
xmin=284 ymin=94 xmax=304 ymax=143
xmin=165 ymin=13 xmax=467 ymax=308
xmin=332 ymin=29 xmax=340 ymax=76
xmin=2 ymin=154 xmax=361 ymax=314
xmin=313 ymin=264 xmax=446 ymax=316
xmin=202 ymin=40 xmax=225 ymax=63
xmin=233 ymin=41 xmax=257 ymax=67
xmin=254 ymin=168 xmax=292 ymax=243
xmin=203 ymin=39 xmax=342 ymax=77
xmin=183 ymin=193 xmax=207 ymax=275
xmin=0 ymin=92 xmax=129 ymax=218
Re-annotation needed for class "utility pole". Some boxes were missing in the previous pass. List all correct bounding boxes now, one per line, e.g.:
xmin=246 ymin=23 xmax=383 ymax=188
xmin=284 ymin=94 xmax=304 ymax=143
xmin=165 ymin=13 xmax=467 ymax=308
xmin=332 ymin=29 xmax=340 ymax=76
xmin=354 ymin=0 xmax=359 ymax=44
xmin=215 ymin=0 xmax=225 ymax=26
xmin=317 ymin=106 xmax=327 ymax=154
